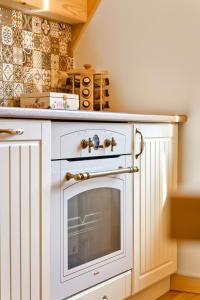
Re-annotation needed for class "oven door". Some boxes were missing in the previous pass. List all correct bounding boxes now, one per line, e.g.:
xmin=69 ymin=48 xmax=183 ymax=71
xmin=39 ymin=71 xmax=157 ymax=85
xmin=51 ymin=156 xmax=132 ymax=300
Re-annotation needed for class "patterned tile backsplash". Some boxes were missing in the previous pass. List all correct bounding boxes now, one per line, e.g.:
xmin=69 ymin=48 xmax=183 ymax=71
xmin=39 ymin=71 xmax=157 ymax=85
xmin=0 ymin=6 xmax=74 ymax=105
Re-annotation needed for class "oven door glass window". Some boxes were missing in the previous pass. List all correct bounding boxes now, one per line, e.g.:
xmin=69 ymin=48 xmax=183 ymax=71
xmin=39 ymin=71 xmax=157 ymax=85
xmin=67 ymin=188 xmax=121 ymax=270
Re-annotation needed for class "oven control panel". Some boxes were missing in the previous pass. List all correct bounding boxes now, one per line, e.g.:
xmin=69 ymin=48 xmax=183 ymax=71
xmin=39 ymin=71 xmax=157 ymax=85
xmin=51 ymin=122 xmax=133 ymax=160
xmin=80 ymin=135 xmax=117 ymax=153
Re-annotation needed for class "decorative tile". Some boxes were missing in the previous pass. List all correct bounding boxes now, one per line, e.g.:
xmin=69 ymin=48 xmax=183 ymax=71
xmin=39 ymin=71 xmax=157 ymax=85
xmin=14 ymin=65 xmax=23 ymax=82
xmin=3 ymin=81 xmax=13 ymax=99
xmin=59 ymin=56 xmax=68 ymax=71
xmin=41 ymin=19 xmax=50 ymax=36
xmin=13 ymin=47 xmax=23 ymax=65
xmin=51 ymin=37 xmax=59 ymax=54
xmin=14 ymin=82 xmax=23 ymax=97
xmin=0 ymin=6 xmax=73 ymax=99
xmin=67 ymin=57 xmax=74 ymax=70
xmin=23 ymin=49 xmax=33 ymax=67
xmin=51 ymin=70 xmax=59 ymax=88
xmin=0 ymin=45 xmax=2 ymax=63
xmin=24 ymin=83 xmax=34 ymax=94
xmin=51 ymin=54 xmax=59 ymax=70
xmin=13 ymin=28 xmax=23 ymax=47
xmin=32 ymin=16 xmax=41 ymax=34
xmin=59 ymin=24 xmax=72 ymax=41
xmin=23 ymin=67 xmax=33 ymax=84
xmin=33 ymin=68 xmax=42 ymax=86
xmin=3 ymin=63 xmax=13 ymax=81
xmin=2 ymin=45 xmax=13 ymax=64
xmin=22 ymin=30 xmax=33 ymax=50
xmin=22 ymin=14 xmax=32 ymax=31
xmin=12 ymin=10 xmax=23 ymax=29
xmin=0 ymin=81 xmax=3 ymax=100
xmin=2 ymin=26 xmax=13 ymax=45
xmin=42 ymin=69 xmax=51 ymax=86
xmin=59 ymin=39 xmax=68 ymax=55
xmin=42 ymin=53 xmax=51 ymax=70
xmin=42 ymin=36 xmax=51 ymax=53
xmin=33 ymin=50 xmax=42 ymax=68
xmin=33 ymin=33 xmax=42 ymax=50
xmin=66 ymin=25 xmax=72 ymax=42
xmin=1 ymin=8 xmax=12 ymax=26
xmin=0 ymin=64 xmax=3 ymax=81
xmin=50 ymin=21 xmax=59 ymax=37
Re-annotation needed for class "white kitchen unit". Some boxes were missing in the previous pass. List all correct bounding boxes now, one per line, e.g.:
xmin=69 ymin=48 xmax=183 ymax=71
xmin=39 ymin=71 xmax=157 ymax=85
xmin=0 ymin=119 xmax=51 ymax=300
xmin=0 ymin=109 xmax=186 ymax=300
xmin=132 ymin=124 xmax=178 ymax=294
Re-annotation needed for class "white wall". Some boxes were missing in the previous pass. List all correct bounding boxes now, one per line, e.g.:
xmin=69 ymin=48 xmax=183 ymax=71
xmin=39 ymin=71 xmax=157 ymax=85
xmin=74 ymin=0 xmax=200 ymax=277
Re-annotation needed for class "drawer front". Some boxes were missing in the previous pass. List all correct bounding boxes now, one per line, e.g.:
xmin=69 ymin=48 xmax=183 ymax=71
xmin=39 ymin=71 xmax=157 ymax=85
xmin=0 ymin=120 xmax=41 ymax=141
xmin=69 ymin=271 xmax=131 ymax=300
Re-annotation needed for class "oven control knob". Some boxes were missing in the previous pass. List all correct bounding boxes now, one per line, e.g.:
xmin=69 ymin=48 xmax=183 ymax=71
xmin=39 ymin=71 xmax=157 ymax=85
xmin=104 ymin=139 xmax=112 ymax=148
xmin=80 ymin=138 xmax=94 ymax=153
xmin=80 ymin=139 xmax=89 ymax=149
xmin=104 ymin=138 xmax=117 ymax=151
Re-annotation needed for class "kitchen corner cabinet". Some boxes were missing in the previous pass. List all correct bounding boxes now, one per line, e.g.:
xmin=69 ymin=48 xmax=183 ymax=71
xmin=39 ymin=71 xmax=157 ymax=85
xmin=0 ymin=120 xmax=51 ymax=300
xmin=132 ymin=124 xmax=178 ymax=294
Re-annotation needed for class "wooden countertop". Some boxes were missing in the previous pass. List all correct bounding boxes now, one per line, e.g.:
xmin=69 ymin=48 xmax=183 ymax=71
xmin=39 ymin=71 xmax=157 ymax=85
xmin=0 ymin=107 xmax=187 ymax=123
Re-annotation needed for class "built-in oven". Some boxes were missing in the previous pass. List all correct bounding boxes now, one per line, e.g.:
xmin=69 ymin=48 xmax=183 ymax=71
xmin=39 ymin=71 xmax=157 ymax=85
xmin=51 ymin=122 xmax=138 ymax=299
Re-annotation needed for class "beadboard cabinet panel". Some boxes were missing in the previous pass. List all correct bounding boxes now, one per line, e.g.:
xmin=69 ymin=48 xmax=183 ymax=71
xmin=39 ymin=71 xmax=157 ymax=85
xmin=0 ymin=120 xmax=51 ymax=300
xmin=0 ymin=142 xmax=40 ymax=300
xmin=132 ymin=124 xmax=178 ymax=294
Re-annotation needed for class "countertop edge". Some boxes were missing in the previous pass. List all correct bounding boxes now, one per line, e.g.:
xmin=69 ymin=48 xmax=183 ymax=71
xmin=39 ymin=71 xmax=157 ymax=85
xmin=0 ymin=107 xmax=187 ymax=123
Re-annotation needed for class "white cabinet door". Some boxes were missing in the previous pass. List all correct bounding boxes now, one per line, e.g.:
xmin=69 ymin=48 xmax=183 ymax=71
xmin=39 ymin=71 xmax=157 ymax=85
xmin=132 ymin=124 xmax=178 ymax=294
xmin=0 ymin=120 xmax=51 ymax=300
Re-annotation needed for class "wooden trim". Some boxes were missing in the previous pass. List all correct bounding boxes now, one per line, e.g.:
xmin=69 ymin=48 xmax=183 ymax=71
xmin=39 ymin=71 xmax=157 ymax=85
xmin=171 ymin=274 xmax=200 ymax=293
xmin=127 ymin=276 xmax=170 ymax=300
xmin=71 ymin=0 xmax=101 ymax=51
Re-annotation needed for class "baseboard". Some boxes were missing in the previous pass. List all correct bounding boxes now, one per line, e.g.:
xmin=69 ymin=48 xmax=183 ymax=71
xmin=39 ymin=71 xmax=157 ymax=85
xmin=171 ymin=273 xmax=200 ymax=293
xmin=127 ymin=276 xmax=170 ymax=300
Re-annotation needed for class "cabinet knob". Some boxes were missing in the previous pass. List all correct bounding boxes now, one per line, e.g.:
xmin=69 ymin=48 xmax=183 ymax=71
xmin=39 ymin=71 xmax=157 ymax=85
xmin=102 ymin=296 xmax=108 ymax=300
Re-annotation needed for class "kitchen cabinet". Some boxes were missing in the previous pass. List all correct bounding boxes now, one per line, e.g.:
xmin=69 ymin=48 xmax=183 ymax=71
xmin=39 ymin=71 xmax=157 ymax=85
xmin=132 ymin=124 xmax=178 ymax=294
xmin=0 ymin=120 xmax=51 ymax=300
xmin=0 ymin=0 xmax=43 ymax=11
xmin=40 ymin=0 xmax=88 ymax=24
xmin=0 ymin=0 xmax=87 ymax=24
xmin=68 ymin=271 xmax=131 ymax=300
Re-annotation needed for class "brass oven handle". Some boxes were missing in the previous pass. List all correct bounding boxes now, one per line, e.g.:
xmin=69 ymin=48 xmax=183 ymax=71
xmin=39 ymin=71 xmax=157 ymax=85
xmin=135 ymin=128 xmax=144 ymax=159
xmin=66 ymin=166 xmax=139 ymax=181
xmin=0 ymin=128 xmax=24 ymax=135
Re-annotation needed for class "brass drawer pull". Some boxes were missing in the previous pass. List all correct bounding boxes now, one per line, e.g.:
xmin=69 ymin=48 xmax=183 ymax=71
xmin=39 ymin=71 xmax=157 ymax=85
xmin=66 ymin=166 xmax=139 ymax=181
xmin=135 ymin=128 xmax=144 ymax=159
xmin=0 ymin=128 xmax=24 ymax=135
